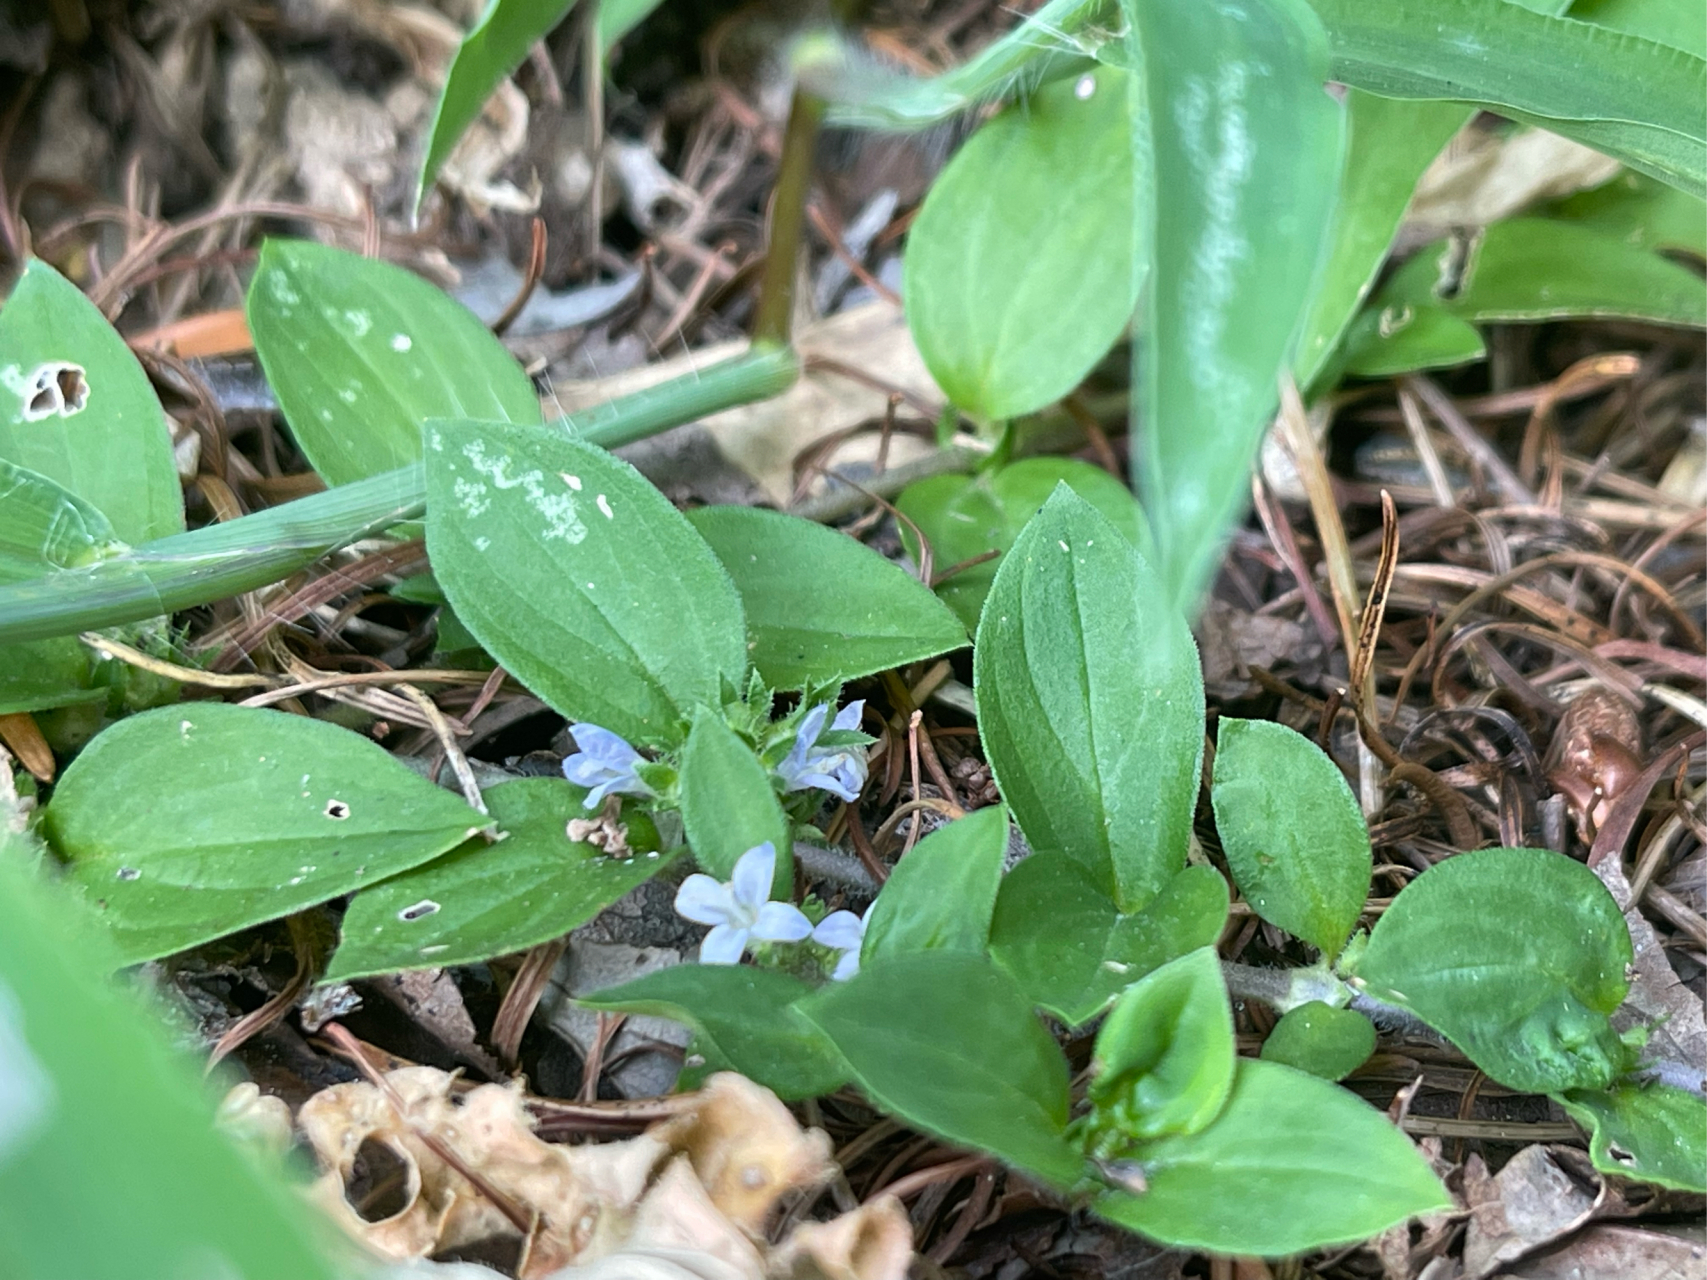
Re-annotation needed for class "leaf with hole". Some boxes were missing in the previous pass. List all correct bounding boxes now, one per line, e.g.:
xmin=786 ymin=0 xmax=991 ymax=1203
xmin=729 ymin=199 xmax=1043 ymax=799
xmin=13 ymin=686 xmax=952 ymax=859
xmin=1095 ymin=1057 xmax=1450 ymax=1253
xmin=327 ymin=778 xmax=674 ymax=980
xmin=248 ymin=240 xmax=540 ymax=487
xmin=1211 ymin=717 xmax=1371 ymax=960
xmin=0 ymin=260 xmax=181 ymax=543
xmin=1377 ymin=219 xmax=1706 ymax=328
xmin=1555 ymin=1082 xmax=1706 ymax=1193
xmin=801 ymin=951 xmax=1084 ymax=1186
xmin=1352 ymin=847 xmax=1634 ymax=1093
xmin=43 ymin=703 xmax=488 ymax=966
xmin=975 ymin=485 xmax=1203 ymax=912
xmin=897 ymin=457 xmax=1149 ymax=632
xmin=861 ymin=804 xmax=1007 ymax=962
xmin=1084 ymin=948 xmax=1234 ymax=1146
xmin=989 ymin=856 xmax=1228 ymax=1027
xmin=426 ymin=419 xmax=746 ymax=747
xmin=678 ymin=709 xmax=790 ymax=888
xmin=905 ymin=64 xmax=1139 ymax=421
xmin=577 ymin=964 xmax=847 ymax=1100
xmin=686 ymin=505 xmax=965 ymax=691
xmin=418 ymin=0 xmax=579 ymax=207
xmin=1261 ymin=1002 xmax=1376 ymax=1081
xmin=1337 ymin=302 xmax=1486 ymax=380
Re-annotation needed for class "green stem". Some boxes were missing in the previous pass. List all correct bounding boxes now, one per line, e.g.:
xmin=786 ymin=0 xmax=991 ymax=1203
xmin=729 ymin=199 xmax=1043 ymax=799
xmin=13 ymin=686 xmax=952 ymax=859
xmin=753 ymin=89 xmax=826 ymax=347
xmin=0 ymin=347 xmax=800 ymax=646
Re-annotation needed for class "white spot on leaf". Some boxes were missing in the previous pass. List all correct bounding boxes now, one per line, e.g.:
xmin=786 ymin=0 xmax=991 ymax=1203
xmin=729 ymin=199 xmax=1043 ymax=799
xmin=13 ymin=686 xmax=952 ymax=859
xmin=596 ymin=493 xmax=614 ymax=520
xmin=399 ymin=900 xmax=440 ymax=921
xmin=115 ymin=867 xmax=140 ymax=881
xmin=391 ymin=333 xmax=413 ymax=352
xmin=343 ymin=310 xmax=372 ymax=337
xmin=324 ymin=799 xmax=351 ymax=820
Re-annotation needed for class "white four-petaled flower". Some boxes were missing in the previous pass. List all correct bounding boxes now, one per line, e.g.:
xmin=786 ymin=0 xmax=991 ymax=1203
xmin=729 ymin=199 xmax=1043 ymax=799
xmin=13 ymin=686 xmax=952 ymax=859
xmin=776 ymin=701 xmax=868 ymax=803
xmin=673 ymin=843 xmax=812 ymax=964
xmin=813 ymin=905 xmax=871 ymax=981
xmin=561 ymin=723 xmax=655 ymax=809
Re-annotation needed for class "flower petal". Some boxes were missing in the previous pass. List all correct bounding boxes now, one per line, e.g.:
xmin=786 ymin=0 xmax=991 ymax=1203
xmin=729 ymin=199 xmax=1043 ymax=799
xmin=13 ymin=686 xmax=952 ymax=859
xmin=674 ymin=874 xmax=736 ymax=925
xmin=812 ymin=910 xmax=864 ymax=951
xmin=831 ymin=700 xmax=865 ymax=733
xmin=831 ymin=949 xmax=861 ymax=981
xmin=698 ymin=924 xmax=748 ymax=965
xmin=753 ymin=901 xmax=813 ymax=943
xmin=797 ymin=703 xmax=830 ymax=746
xmin=570 ymin=723 xmax=642 ymax=764
xmin=729 ymin=842 xmax=777 ymax=912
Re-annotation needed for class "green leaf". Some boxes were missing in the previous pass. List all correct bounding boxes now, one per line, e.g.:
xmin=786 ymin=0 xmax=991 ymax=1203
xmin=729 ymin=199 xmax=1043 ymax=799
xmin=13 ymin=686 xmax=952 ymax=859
xmin=1555 ymin=1083 xmax=1707 ymax=1193
xmin=679 ymin=709 xmax=790 ymax=886
xmin=1306 ymin=0 xmax=1707 ymax=195
xmin=897 ymin=457 xmax=1148 ymax=632
xmin=327 ymin=778 xmax=675 ymax=980
xmin=0 ymin=259 xmax=181 ymax=543
xmin=248 ymin=240 xmax=541 ymax=487
xmin=904 ymin=64 xmax=1138 ymax=421
xmin=596 ymin=0 xmax=665 ymax=57
xmin=0 ymin=836 xmax=339 ymax=1279
xmin=990 ymin=856 xmax=1228 ymax=1027
xmin=974 ymin=485 xmax=1204 ymax=912
xmin=0 ymin=638 xmax=102 ymax=716
xmin=419 ymin=0 xmax=580 ymax=207
xmin=1085 ymin=948 xmax=1233 ymax=1144
xmin=425 ymin=419 xmax=746 ymax=747
xmin=1338 ymin=302 xmax=1487 ymax=380
xmin=1261 ymin=1002 xmax=1376 ymax=1081
xmin=685 ymin=505 xmax=965 ymax=691
xmin=1352 ymin=847 xmax=1634 ymax=1093
xmin=862 ymin=804 xmax=1007 ymax=962
xmin=800 ymin=951 xmax=1084 ymax=1186
xmin=1378 ymin=219 xmax=1707 ymax=327
xmin=1126 ymin=0 xmax=1346 ymax=610
xmin=1546 ymin=169 xmax=1707 ymax=257
xmin=1572 ymin=0 xmax=1705 ymax=58
xmin=1293 ymin=93 xmax=1473 ymax=392
xmin=577 ymin=965 xmax=848 ymax=1100
xmin=42 ymin=703 xmax=487 ymax=966
xmin=1095 ymin=1057 xmax=1450 ymax=1253
xmin=1211 ymin=718 xmax=1371 ymax=960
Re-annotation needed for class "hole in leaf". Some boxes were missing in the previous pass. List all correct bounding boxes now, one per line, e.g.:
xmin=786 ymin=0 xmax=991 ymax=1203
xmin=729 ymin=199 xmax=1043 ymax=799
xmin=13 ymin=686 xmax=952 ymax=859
xmin=324 ymin=799 xmax=351 ymax=820
xmin=115 ymin=867 xmax=141 ymax=881
xmin=344 ymin=1137 xmax=415 ymax=1222
xmin=18 ymin=362 xmax=89 ymax=420
xmin=1608 ymin=1142 xmax=1636 ymax=1164
xmin=398 ymin=900 xmax=440 ymax=922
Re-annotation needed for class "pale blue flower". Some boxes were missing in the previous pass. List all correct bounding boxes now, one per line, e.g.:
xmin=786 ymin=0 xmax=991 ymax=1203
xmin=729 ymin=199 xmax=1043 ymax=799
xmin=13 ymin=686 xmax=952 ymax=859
xmin=561 ymin=723 xmax=654 ymax=809
xmin=813 ymin=905 xmax=870 ymax=981
xmin=776 ymin=701 xmax=868 ymax=803
xmin=673 ymin=842 xmax=812 ymax=964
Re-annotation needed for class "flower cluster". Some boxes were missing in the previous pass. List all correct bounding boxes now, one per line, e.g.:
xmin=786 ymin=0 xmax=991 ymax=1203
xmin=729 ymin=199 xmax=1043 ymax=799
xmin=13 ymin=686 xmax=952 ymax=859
xmin=776 ymin=700 xmax=868 ymax=803
xmin=673 ymin=843 xmax=867 ymax=980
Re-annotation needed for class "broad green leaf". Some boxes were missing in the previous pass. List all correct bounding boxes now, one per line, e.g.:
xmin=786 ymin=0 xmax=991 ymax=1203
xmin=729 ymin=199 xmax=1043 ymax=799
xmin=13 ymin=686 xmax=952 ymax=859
xmin=1085 ymin=948 xmax=1233 ymax=1144
xmin=1294 ymin=93 xmax=1472 ymax=391
xmin=1556 ymin=1083 xmax=1707 ymax=1192
xmin=425 ymin=420 xmax=746 ymax=747
xmin=248 ymin=240 xmax=540 ymax=487
xmin=419 ymin=0 xmax=580 ymax=206
xmin=1547 ymin=169 xmax=1707 ymax=256
xmin=897 ymin=457 xmax=1148 ymax=632
xmin=597 ymin=0 xmax=665 ymax=56
xmin=801 ymin=952 xmax=1084 ymax=1186
xmin=1338 ymin=302 xmax=1487 ymax=380
xmin=326 ymin=778 xmax=675 ymax=980
xmin=975 ymin=486 xmax=1204 ymax=912
xmin=1126 ymin=0 xmax=1346 ymax=610
xmin=1261 ymin=1002 xmax=1376 ymax=1081
xmin=990 ymin=856 xmax=1228 ymax=1027
xmin=862 ymin=804 xmax=1007 ymax=962
xmin=0 ymin=260 xmax=181 ymax=543
xmin=1096 ymin=1057 xmax=1450 ymax=1253
xmin=577 ymin=965 xmax=847 ymax=1100
xmin=679 ymin=710 xmax=790 ymax=887
xmin=904 ymin=64 xmax=1138 ymax=421
xmin=1378 ymin=219 xmax=1707 ymax=327
xmin=1352 ymin=847 xmax=1634 ymax=1093
xmin=0 ymin=836 xmax=339 ymax=1279
xmin=1211 ymin=718 xmax=1371 ymax=960
xmin=0 ymin=459 xmax=126 ymax=714
xmin=1306 ymin=0 xmax=1707 ymax=195
xmin=1572 ymin=0 xmax=1706 ymax=58
xmin=685 ymin=505 xmax=965 ymax=690
xmin=42 ymin=703 xmax=487 ymax=966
